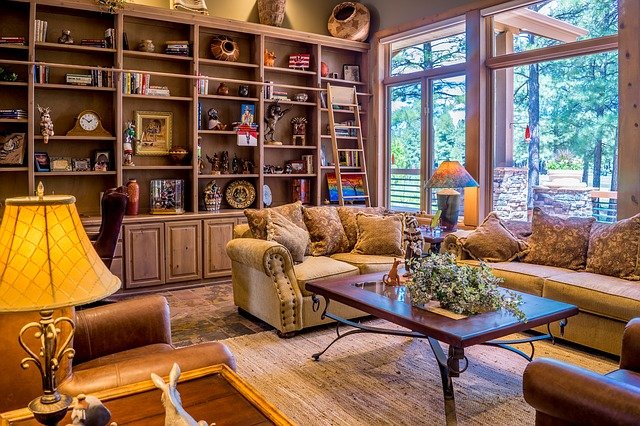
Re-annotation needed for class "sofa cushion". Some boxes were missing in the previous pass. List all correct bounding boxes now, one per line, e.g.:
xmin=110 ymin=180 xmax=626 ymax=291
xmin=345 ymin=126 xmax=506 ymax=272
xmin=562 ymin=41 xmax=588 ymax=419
xmin=330 ymin=252 xmax=398 ymax=274
xmin=294 ymin=256 xmax=359 ymax=297
xmin=244 ymin=201 xmax=306 ymax=240
xmin=266 ymin=210 xmax=310 ymax=263
xmin=352 ymin=213 xmax=404 ymax=256
xmin=503 ymin=220 xmax=532 ymax=239
xmin=586 ymin=213 xmax=640 ymax=280
xmin=523 ymin=208 xmax=594 ymax=270
xmin=543 ymin=272 xmax=640 ymax=322
xmin=303 ymin=206 xmax=350 ymax=256
xmin=337 ymin=206 xmax=386 ymax=250
xmin=459 ymin=212 xmax=528 ymax=262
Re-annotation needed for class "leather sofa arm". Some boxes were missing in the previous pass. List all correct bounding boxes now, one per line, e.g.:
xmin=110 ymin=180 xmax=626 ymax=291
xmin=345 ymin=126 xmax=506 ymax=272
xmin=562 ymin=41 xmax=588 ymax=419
xmin=73 ymin=295 xmax=172 ymax=365
xmin=620 ymin=318 xmax=640 ymax=371
xmin=523 ymin=358 xmax=640 ymax=425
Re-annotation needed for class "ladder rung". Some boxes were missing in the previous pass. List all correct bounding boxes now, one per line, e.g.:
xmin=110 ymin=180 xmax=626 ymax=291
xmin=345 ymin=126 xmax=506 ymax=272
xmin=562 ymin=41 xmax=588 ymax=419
xmin=338 ymin=170 xmax=366 ymax=174
xmin=332 ymin=103 xmax=358 ymax=107
xmin=333 ymin=125 xmax=359 ymax=129
xmin=342 ymin=195 xmax=370 ymax=199
xmin=337 ymin=148 xmax=364 ymax=152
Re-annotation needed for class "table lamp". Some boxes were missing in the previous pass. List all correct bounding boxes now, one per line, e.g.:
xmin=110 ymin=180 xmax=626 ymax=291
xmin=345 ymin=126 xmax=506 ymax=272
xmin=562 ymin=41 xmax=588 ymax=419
xmin=425 ymin=161 xmax=479 ymax=231
xmin=0 ymin=192 xmax=121 ymax=425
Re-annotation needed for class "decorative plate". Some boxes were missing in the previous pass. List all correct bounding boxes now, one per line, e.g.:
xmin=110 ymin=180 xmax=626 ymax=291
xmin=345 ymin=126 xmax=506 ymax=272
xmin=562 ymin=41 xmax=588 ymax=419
xmin=225 ymin=180 xmax=256 ymax=209
xmin=263 ymin=184 xmax=273 ymax=207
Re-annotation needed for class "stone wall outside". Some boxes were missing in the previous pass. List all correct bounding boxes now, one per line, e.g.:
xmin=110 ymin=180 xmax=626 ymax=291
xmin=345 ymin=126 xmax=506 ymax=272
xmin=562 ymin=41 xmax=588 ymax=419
xmin=533 ymin=186 xmax=593 ymax=217
xmin=493 ymin=167 xmax=528 ymax=220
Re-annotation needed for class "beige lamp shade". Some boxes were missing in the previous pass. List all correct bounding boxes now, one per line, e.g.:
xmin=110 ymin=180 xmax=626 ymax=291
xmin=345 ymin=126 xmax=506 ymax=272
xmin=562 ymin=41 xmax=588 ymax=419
xmin=0 ymin=195 xmax=121 ymax=312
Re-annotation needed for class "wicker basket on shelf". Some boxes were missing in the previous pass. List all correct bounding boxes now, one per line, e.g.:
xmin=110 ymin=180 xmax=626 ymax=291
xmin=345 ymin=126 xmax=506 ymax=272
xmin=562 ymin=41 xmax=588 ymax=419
xmin=258 ymin=0 xmax=287 ymax=27
xmin=328 ymin=2 xmax=370 ymax=42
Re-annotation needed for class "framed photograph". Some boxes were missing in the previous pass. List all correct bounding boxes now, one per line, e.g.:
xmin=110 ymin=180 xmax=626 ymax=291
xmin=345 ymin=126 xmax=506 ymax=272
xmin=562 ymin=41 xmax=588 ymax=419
xmin=287 ymin=160 xmax=306 ymax=174
xmin=50 ymin=157 xmax=72 ymax=171
xmin=327 ymin=173 xmax=366 ymax=202
xmin=135 ymin=111 xmax=173 ymax=156
xmin=240 ymin=104 xmax=255 ymax=125
xmin=93 ymin=150 xmax=111 ymax=171
xmin=72 ymin=157 xmax=91 ymax=171
xmin=343 ymin=64 xmax=360 ymax=82
xmin=34 ymin=152 xmax=50 ymax=172
xmin=0 ymin=133 xmax=26 ymax=165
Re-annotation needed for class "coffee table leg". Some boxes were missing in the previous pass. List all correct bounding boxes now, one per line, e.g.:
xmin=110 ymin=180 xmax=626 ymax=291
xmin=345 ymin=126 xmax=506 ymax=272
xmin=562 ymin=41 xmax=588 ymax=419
xmin=428 ymin=338 xmax=468 ymax=426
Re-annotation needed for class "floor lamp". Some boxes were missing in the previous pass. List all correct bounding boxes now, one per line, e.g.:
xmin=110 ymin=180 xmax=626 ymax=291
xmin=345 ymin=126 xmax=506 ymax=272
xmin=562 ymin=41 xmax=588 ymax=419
xmin=425 ymin=161 xmax=479 ymax=231
xmin=0 ymin=192 xmax=121 ymax=425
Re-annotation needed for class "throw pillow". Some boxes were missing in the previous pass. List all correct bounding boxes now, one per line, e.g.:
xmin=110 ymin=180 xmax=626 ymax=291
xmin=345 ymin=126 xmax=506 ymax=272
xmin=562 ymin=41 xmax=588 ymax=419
xmin=352 ymin=213 xmax=404 ymax=256
xmin=266 ymin=210 xmax=310 ymax=263
xmin=523 ymin=208 xmax=595 ymax=270
xmin=303 ymin=206 xmax=349 ymax=256
xmin=244 ymin=201 xmax=306 ymax=240
xmin=459 ymin=212 xmax=528 ymax=263
xmin=337 ymin=206 xmax=386 ymax=250
xmin=586 ymin=213 xmax=640 ymax=280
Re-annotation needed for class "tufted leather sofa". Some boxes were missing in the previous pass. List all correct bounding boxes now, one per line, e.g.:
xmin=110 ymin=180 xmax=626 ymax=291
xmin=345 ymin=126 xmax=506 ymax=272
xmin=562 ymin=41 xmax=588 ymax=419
xmin=226 ymin=223 xmax=398 ymax=336
xmin=523 ymin=318 xmax=640 ymax=425
xmin=0 ymin=295 xmax=235 ymax=413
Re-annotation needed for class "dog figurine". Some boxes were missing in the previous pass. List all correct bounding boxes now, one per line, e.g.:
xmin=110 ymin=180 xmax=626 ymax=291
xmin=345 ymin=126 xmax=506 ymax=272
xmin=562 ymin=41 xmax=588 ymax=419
xmin=382 ymin=259 xmax=403 ymax=286
xmin=264 ymin=49 xmax=275 ymax=67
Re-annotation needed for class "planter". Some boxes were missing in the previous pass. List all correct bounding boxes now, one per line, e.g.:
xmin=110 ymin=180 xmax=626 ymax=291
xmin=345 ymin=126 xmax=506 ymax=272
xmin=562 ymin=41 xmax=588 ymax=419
xmin=210 ymin=35 xmax=239 ymax=62
xmin=258 ymin=0 xmax=286 ymax=27
xmin=547 ymin=169 xmax=582 ymax=182
xmin=328 ymin=2 xmax=370 ymax=42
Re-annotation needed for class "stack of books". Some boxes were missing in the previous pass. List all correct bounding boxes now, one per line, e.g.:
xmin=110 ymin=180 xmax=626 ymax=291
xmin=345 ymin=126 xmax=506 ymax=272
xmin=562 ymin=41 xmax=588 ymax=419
xmin=34 ymin=64 xmax=50 ymax=83
xmin=80 ymin=39 xmax=107 ymax=48
xmin=197 ymin=74 xmax=209 ymax=95
xmin=165 ymin=40 xmax=190 ymax=56
xmin=0 ymin=109 xmax=27 ymax=119
xmin=0 ymin=36 xmax=26 ymax=46
xmin=122 ymin=72 xmax=151 ymax=94
xmin=147 ymin=85 xmax=170 ymax=96
xmin=332 ymin=120 xmax=357 ymax=137
xmin=271 ymin=90 xmax=288 ymax=101
xmin=34 ymin=20 xmax=48 ymax=42
xmin=66 ymin=73 xmax=93 ymax=86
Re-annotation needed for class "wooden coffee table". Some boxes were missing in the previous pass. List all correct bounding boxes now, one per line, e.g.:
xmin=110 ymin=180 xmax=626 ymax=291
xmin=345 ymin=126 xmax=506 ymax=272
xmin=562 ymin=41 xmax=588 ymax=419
xmin=1 ymin=365 xmax=293 ymax=426
xmin=306 ymin=273 xmax=579 ymax=426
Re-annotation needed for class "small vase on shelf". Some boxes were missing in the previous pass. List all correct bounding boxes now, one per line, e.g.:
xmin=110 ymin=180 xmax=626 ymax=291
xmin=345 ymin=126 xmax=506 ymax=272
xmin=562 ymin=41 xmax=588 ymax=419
xmin=126 ymin=178 xmax=140 ymax=215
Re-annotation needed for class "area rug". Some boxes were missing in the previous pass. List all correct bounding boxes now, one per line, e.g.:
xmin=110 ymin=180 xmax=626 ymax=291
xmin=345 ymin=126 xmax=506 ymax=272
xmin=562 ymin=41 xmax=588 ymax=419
xmin=222 ymin=321 xmax=616 ymax=425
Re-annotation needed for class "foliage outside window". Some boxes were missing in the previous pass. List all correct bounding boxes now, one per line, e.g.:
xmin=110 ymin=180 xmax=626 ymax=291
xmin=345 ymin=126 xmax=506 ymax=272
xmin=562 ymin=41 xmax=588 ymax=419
xmin=391 ymin=31 xmax=466 ymax=76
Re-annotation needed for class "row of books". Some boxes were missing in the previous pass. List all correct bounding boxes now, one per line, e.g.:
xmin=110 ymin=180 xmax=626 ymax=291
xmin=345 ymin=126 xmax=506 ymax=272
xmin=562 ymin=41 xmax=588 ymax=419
xmin=165 ymin=40 xmax=190 ymax=56
xmin=197 ymin=75 xmax=209 ymax=95
xmin=65 ymin=70 xmax=114 ymax=87
xmin=339 ymin=150 xmax=361 ymax=167
xmin=0 ymin=36 xmax=26 ymax=46
xmin=0 ymin=109 xmax=27 ymax=119
xmin=122 ymin=72 xmax=170 ymax=96
xmin=34 ymin=20 xmax=48 ymax=43
xmin=34 ymin=64 xmax=50 ymax=83
xmin=332 ymin=120 xmax=358 ymax=137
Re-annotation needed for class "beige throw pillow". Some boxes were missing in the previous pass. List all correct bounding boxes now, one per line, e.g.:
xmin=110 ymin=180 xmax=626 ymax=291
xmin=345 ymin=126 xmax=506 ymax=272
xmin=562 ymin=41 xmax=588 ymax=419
xmin=244 ymin=201 xmax=306 ymax=240
xmin=523 ymin=208 xmax=594 ymax=270
xmin=352 ymin=213 xmax=404 ymax=256
xmin=337 ymin=206 xmax=386 ymax=250
xmin=266 ymin=210 xmax=310 ymax=263
xmin=586 ymin=213 xmax=640 ymax=280
xmin=460 ymin=212 xmax=528 ymax=263
xmin=303 ymin=206 xmax=350 ymax=256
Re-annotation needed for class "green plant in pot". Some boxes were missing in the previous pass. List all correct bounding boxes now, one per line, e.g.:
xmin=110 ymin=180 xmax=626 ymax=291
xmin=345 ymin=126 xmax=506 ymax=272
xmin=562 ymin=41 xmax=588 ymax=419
xmin=406 ymin=253 xmax=526 ymax=321
xmin=546 ymin=149 xmax=582 ymax=171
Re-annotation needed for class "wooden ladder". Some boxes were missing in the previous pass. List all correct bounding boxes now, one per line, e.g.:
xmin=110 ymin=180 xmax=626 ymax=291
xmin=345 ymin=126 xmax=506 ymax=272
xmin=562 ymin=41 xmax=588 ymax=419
xmin=326 ymin=83 xmax=370 ymax=206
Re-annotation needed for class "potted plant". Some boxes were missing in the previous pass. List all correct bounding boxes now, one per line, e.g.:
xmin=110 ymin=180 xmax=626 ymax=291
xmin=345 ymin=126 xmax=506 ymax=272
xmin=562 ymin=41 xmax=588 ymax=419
xmin=546 ymin=149 xmax=583 ymax=182
xmin=406 ymin=253 xmax=526 ymax=321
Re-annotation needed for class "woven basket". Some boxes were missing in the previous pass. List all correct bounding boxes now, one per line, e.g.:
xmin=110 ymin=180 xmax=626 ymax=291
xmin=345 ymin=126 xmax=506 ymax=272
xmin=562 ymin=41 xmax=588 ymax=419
xmin=210 ymin=35 xmax=239 ymax=62
xmin=328 ymin=2 xmax=370 ymax=42
xmin=258 ymin=0 xmax=286 ymax=27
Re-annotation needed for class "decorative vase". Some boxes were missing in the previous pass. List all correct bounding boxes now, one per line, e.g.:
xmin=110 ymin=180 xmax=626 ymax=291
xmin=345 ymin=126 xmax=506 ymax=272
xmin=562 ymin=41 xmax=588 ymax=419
xmin=328 ymin=2 xmax=370 ymax=42
xmin=137 ymin=39 xmax=155 ymax=52
xmin=126 ymin=178 xmax=140 ymax=216
xmin=216 ymin=82 xmax=229 ymax=95
xmin=238 ymin=84 xmax=250 ymax=97
xmin=321 ymin=62 xmax=329 ymax=77
xmin=210 ymin=35 xmax=239 ymax=62
xmin=257 ymin=0 xmax=286 ymax=27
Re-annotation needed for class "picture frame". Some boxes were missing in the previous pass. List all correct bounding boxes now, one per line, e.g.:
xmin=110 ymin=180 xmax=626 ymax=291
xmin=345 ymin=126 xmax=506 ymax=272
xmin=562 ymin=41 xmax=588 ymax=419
xmin=343 ymin=64 xmax=360 ymax=82
xmin=327 ymin=173 xmax=366 ymax=202
xmin=34 ymin=152 xmax=50 ymax=172
xmin=0 ymin=133 xmax=26 ymax=165
xmin=240 ymin=103 xmax=255 ymax=125
xmin=93 ymin=150 xmax=111 ymax=171
xmin=72 ymin=157 xmax=91 ymax=171
xmin=135 ymin=111 xmax=173 ymax=156
xmin=50 ymin=157 xmax=72 ymax=172
xmin=287 ymin=160 xmax=306 ymax=174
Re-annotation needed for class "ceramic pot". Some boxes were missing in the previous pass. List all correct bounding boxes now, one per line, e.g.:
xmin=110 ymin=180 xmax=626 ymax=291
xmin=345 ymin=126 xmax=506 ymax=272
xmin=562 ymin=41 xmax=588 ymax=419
xmin=320 ymin=62 xmax=329 ymax=77
xmin=217 ymin=82 xmax=229 ymax=95
xmin=210 ymin=35 xmax=239 ymax=62
xmin=138 ymin=39 xmax=155 ymax=52
xmin=126 ymin=178 xmax=140 ymax=215
xmin=257 ymin=0 xmax=286 ymax=27
xmin=328 ymin=2 xmax=370 ymax=42
xmin=238 ymin=84 xmax=250 ymax=97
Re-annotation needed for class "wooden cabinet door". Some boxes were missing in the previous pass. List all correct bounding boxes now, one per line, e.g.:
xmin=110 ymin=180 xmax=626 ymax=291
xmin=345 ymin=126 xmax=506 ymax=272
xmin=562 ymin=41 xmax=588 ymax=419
xmin=124 ymin=223 xmax=165 ymax=288
xmin=203 ymin=218 xmax=235 ymax=279
xmin=165 ymin=220 xmax=202 ymax=283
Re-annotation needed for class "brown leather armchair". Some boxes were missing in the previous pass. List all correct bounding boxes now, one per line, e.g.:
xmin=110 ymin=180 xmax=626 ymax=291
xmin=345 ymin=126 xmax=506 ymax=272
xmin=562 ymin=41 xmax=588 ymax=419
xmin=91 ymin=187 xmax=128 ymax=268
xmin=0 ymin=295 xmax=235 ymax=413
xmin=523 ymin=318 xmax=640 ymax=425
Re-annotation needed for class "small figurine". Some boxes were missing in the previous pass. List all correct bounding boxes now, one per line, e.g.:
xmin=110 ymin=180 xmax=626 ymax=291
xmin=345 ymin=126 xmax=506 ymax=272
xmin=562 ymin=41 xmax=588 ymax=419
xmin=264 ymin=49 xmax=276 ymax=67
xmin=58 ymin=29 xmax=74 ymax=44
xmin=206 ymin=153 xmax=220 ymax=175
xmin=123 ymin=121 xmax=136 ymax=166
xmin=65 ymin=394 xmax=114 ymax=426
xmin=242 ymin=159 xmax=253 ymax=174
xmin=197 ymin=137 xmax=205 ymax=175
xmin=231 ymin=153 xmax=241 ymax=174
xmin=284 ymin=163 xmax=293 ymax=174
xmin=264 ymin=101 xmax=291 ymax=145
xmin=151 ymin=364 xmax=209 ymax=426
xmin=220 ymin=150 xmax=229 ymax=174
xmin=382 ymin=259 xmax=403 ymax=286
xmin=37 ymin=104 xmax=54 ymax=144
xmin=216 ymin=82 xmax=229 ymax=96
xmin=238 ymin=84 xmax=249 ymax=97
xmin=403 ymin=215 xmax=424 ymax=275
xmin=203 ymin=180 xmax=222 ymax=212
xmin=291 ymin=116 xmax=307 ymax=135
xmin=207 ymin=108 xmax=226 ymax=130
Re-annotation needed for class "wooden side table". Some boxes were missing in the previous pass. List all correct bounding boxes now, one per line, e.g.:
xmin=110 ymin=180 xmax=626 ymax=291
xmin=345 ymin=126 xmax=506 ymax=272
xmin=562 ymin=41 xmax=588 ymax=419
xmin=1 ymin=365 xmax=293 ymax=426
xmin=421 ymin=229 xmax=454 ymax=254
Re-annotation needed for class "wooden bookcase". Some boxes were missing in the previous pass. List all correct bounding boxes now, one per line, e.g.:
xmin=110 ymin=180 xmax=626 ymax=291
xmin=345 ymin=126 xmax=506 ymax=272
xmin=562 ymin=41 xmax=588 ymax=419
xmin=0 ymin=0 xmax=370 ymax=292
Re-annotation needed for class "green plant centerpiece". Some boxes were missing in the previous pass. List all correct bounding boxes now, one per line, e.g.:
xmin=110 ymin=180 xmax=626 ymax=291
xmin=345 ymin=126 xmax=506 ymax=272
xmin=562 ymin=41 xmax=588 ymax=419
xmin=406 ymin=253 xmax=526 ymax=321
xmin=546 ymin=149 xmax=582 ymax=171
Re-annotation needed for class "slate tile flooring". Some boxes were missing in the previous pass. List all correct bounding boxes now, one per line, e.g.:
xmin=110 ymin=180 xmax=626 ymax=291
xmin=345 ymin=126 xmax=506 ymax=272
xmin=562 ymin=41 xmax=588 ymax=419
xmin=159 ymin=282 xmax=272 ymax=347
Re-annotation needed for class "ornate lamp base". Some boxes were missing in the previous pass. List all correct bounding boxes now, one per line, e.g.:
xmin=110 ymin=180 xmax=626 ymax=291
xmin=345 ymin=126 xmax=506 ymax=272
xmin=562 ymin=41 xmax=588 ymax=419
xmin=29 ymin=393 xmax=73 ymax=426
xmin=436 ymin=189 xmax=461 ymax=231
